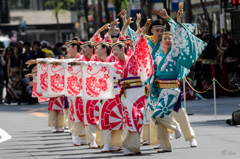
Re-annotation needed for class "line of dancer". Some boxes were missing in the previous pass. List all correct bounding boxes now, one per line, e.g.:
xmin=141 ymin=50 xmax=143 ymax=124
xmin=26 ymin=7 xmax=207 ymax=155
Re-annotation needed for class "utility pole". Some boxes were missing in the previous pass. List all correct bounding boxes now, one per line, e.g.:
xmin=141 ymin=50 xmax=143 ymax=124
xmin=185 ymin=0 xmax=192 ymax=23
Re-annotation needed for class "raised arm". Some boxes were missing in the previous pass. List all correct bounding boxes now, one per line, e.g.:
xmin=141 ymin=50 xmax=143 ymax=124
xmin=172 ymin=21 xmax=207 ymax=69
xmin=158 ymin=9 xmax=177 ymax=33
xmin=133 ymin=29 xmax=154 ymax=82
xmin=102 ymin=19 xmax=120 ymax=43
xmin=97 ymin=23 xmax=110 ymax=35
xmin=121 ymin=17 xmax=133 ymax=36
xmin=90 ymin=24 xmax=110 ymax=43
xmin=136 ymin=13 xmax=141 ymax=30
xmin=119 ymin=9 xmax=127 ymax=24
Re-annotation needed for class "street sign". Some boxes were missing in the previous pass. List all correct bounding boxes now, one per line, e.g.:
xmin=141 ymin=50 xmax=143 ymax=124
xmin=172 ymin=0 xmax=185 ymax=11
xmin=131 ymin=0 xmax=141 ymax=16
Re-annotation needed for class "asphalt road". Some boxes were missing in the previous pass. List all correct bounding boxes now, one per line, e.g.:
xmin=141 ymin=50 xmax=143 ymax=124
xmin=0 ymin=97 xmax=239 ymax=159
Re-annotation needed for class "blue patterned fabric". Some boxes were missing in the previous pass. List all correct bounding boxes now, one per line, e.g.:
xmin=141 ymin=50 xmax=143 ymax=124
xmin=148 ymin=21 xmax=207 ymax=123
xmin=125 ymin=26 xmax=138 ymax=45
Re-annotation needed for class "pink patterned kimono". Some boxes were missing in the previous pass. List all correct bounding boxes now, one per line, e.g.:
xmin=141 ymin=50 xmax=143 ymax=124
xmin=82 ymin=33 xmax=153 ymax=133
xmin=112 ymin=33 xmax=153 ymax=133
xmin=66 ymin=53 xmax=99 ymax=125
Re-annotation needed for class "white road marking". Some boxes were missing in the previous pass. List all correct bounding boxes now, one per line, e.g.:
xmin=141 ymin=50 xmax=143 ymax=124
xmin=0 ymin=128 xmax=12 ymax=143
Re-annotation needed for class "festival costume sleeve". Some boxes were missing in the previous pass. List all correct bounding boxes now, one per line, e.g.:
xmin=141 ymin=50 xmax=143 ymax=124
xmin=32 ymin=73 xmax=49 ymax=102
xmin=118 ymin=32 xmax=134 ymax=57
xmin=171 ymin=21 xmax=207 ymax=81
xmin=80 ymin=61 xmax=115 ymax=100
xmin=62 ymin=59 xmax=83 ymax=97
xmin=166 ymin=17 xmax=197 ymax=35
xmin=118 ymin=32 xmax=126 ymax=41
xmin=125 ymin=26 xmax=138 ymax=44
xmin=46 ymin=59 xmax=65 ymax=97
xmin=90 ymin=32 xmax=101 ymax=43
xmin=182 ymin=23 xmax=196 ymax=34
xmin=37 ymin=58 xmax=48 ymax=93
xmin=32 ymin=73 xmax=40 ymax=98
xmin=165 ymin=17 xmax=177 ymax=34
xmin=102 ymin=32 xmax=112 ymax=43
xmin=134 ymin=33 xmax=154 ymax=83
xmin=106 ymin=53 xmax=116 ymax=62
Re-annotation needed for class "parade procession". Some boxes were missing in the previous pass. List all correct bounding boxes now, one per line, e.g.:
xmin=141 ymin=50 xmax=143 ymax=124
xmin=23 ymin=5 xmax=207 ymax=156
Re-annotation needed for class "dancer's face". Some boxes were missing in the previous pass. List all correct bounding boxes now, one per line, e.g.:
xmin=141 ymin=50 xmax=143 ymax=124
xmin=161 ymin=35 xmax=173 ymax=49
xmin=151 ymin=28 xmax=164 ymax=41
xmin=113 ymin=46 xmax=124 ymax=60
xmin=128 ymin=41 xmax=135 ymax=52
xmin=66 ymin=45 xmax=75 ymax=57
xmin=82 ymin=45 xmax=93 ymax=57
xmin=95 ymin=45 xmax=105 ymax=57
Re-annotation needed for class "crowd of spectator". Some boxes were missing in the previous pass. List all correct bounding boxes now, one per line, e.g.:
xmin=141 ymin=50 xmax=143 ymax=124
xmin=0 ymin=40 xmax=67 ymax=105
xmin=191 ymin=32 xmax=240 ymax=98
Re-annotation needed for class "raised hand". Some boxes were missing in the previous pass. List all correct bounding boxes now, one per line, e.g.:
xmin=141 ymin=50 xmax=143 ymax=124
xmin=136 ymin=13 xmax=141 ymax=24
xmin=97 ymin=23 xmax=110 ymax=34
xmin=136 ymin=13 xmax=141 ymax=30
xmin=118 ymin=9 xmax=127 ymax=23
xmin=126 ymin=17 xmax=133 ymax=25
xmin=143 ymin=26 xmax=149 ymax=35
xmin=158 ymin=9 xmax=169 ymax=19
xmin=177 ymin=9 xmax=183 ymax=22
xmin=111 ymin=19 xmax=120 ymax=26
xmin=109 ymin=19 xmax=120 ymax=35
xmin=121 ymin=17 xmax=133 ymax=35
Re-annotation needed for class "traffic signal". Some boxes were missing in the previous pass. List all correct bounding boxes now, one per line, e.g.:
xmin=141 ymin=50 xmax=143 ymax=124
xmin=232 ymin=0 xmax=240 ymax=4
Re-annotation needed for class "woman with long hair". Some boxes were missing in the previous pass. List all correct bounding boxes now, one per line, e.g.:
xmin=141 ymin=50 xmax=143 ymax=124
xmin=5 ymin=45 xmax=22 ymax=105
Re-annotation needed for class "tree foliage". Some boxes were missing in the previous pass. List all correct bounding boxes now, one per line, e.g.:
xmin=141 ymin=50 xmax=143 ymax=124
xmin=45 ymin=0 xmax=75 ymax=14
xmin=10 ymin=0 xmax=30 ymax=9
xmin=45 ymin=0 xmax=75 ymax=42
